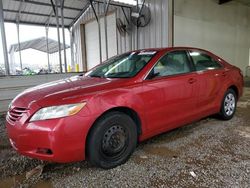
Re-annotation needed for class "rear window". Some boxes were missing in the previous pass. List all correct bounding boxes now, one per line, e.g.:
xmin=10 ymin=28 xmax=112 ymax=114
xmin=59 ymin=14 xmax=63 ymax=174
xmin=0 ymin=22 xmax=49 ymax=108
xmin=190 ymin=51 xmax=222 ymax=71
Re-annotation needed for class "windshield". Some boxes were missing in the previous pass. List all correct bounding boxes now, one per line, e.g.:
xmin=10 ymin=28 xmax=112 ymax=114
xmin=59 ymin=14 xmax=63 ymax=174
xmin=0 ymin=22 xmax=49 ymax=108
xmin=86 ymin=51 xmax=157 ymax=78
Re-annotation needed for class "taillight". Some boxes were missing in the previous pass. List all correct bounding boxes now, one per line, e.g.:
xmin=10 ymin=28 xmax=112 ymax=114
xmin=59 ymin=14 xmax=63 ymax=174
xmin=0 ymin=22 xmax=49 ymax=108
xmin=237 ymin=67 xmax=243 ymax=76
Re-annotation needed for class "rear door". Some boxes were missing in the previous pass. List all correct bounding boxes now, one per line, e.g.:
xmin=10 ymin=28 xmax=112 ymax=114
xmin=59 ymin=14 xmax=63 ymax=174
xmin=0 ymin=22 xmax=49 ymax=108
xmin=188 ymin=50 xmax=225 ymax=115
xmin=142 ymin=50 xmax=198 ymax=132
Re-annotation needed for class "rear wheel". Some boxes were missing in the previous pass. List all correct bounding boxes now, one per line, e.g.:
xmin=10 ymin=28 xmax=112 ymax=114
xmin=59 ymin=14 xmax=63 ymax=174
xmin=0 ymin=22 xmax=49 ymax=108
xmin=87 ymin=111 xmax=137 ymax=169
xmin=219 ymin=89 xmax=237 ymax=120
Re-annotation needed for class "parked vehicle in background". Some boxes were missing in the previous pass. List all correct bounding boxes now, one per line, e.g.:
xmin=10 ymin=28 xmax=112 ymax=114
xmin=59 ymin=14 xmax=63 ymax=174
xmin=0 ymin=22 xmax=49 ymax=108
xmin=6 ymin=47 xmax=243 ymax=169
xmin=0 ymin=67 xmax=5 ymax=76
xmin=22 ymin=67 xmax=36 ymax=75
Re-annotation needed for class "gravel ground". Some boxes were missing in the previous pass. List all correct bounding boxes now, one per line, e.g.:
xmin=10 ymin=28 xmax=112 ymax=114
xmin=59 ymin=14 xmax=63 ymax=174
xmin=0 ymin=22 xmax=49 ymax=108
xmin=0 ymin=88 xmax=250 ymax=188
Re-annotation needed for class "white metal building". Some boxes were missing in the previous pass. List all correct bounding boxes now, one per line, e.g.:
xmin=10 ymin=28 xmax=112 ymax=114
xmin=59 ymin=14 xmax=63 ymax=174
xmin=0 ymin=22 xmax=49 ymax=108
xmin=67 ymin=0 xmax=171 ymax=72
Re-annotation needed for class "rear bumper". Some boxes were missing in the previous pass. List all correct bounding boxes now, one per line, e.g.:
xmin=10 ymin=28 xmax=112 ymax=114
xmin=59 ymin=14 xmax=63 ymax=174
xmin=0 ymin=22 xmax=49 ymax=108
xmin=6 ymin=114 xmax=95 ymax=163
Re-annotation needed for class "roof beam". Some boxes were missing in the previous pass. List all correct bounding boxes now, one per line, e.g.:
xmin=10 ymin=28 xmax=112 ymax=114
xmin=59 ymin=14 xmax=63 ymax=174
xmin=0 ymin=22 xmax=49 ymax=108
xmin=12 ymin=0 xmax=82 ymax=12
xmin=50 ymin=0 xmax=56 ymax=15
xmin=4 ymin=19 xmax=69 ymax=28
xmin=93 ymin=0 xmax=133 ymax=9
xmin=3 ymin=8 xmax=75 ymax=20
xmin=68 ymin=0 xmax=133 ymax=28
xmin=219 ymin=0 xmax=232 ymax=4
xmin=68 ymin=2 xmax=90 ymax=28
xmin=15 ymin=0 xmax=24 ymax=22
xmin=45 ymin=10 xmax=53 ymax=27
xmin=69 ymin=0 xmax=134 ymax=28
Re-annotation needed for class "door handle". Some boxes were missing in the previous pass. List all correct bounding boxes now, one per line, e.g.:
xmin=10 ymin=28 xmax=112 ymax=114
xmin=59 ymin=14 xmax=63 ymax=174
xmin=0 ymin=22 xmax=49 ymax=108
xmin=188 ymin=78 xmax=197 ymax=84
xmin=222 ymin=69 xmax=229 ymax=77
xmin=222 ymin=72 xmax=226 ymax=77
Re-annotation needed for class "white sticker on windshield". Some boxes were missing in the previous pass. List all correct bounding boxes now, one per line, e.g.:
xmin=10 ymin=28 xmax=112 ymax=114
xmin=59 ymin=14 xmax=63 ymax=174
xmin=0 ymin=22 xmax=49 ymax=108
xmin=138 ymin=51 xmax=157 ymax=55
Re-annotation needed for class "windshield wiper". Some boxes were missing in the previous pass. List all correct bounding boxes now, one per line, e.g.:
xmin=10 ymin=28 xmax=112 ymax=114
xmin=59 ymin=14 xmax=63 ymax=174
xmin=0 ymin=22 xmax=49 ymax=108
xmin=89 ymin=75 xmax=103 ymax=78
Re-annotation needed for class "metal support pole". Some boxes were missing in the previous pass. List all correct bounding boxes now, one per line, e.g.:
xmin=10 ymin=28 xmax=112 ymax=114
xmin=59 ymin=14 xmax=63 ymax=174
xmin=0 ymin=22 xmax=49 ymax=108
xmin=97 ymin=19 xmax=102 ymax=63
xmin=45 ymin=10 xmax=53 ymax=27
xmin=53 ymin=0 xmax=63 ymax=73
xmin=60 ymin=0 xmax=67 ymax=72
xmin=89 ymin=0 xmax=102 ymax=63
xmin=16 ymin=23 xmax=23 ymax=72
xmin=139 ymin=0 xmax=145 ymax=15
xmin=16 ymin=0 xmax=24 ymax=74
xmin=45 ymin=10 xmax=53 ymax=73
xmin=0 ymin=0 xmax=10 ymax=75
xmin=104 ymin=0 xmax=110 ymax=60
xmin=167 ymin=0 xmax=174 ymax=47
xmin=45 ymin=27 xmax=51 ymax=72
xmin=70 ymin=28 xmax=75 ymax=71
xmin=121 ymin=7 xmax=129 ymax=25
xmin=136 ymin=0 xmax=139 ymax=50
xmin=104 ymin=7 xmax=108 ymax=60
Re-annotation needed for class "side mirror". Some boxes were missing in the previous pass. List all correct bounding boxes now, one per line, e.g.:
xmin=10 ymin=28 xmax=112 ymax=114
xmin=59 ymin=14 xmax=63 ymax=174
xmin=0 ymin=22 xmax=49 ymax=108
xmin=147 ymin=71 xmax=160 ymax=80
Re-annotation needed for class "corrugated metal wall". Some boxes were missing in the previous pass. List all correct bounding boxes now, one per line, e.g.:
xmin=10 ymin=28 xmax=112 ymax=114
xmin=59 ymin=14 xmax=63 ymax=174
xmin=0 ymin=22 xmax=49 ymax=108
xmin=71 ymin=0 xmax=170 ymax=70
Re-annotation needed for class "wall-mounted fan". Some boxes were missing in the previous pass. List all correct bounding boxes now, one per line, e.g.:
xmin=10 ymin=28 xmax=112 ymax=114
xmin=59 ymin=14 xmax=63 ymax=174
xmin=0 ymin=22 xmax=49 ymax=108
xmin=116 ymin=18 xmax=131 ymax=36
xmin=131 ymin=4 xmax=151 ymax=27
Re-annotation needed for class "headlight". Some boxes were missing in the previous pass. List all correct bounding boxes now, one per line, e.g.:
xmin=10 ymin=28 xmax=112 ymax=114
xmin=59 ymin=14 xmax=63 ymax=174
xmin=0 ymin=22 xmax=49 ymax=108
xmin=8 ymin=101 xmax=12 ymax=110
xmin=30 ymin=102 xmax=86 ymax=122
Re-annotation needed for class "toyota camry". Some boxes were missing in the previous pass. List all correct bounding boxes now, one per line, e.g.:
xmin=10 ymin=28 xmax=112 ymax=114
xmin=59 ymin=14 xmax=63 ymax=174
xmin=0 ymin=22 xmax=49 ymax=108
xmin=6 ymin=47 xmax=243 ymax=169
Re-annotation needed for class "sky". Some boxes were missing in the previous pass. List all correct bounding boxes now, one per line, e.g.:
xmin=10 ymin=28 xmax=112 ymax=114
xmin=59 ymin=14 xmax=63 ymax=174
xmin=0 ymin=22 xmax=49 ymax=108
xmin=5 ymin=23 xmax=70 ymax=48
xmin=114 ymin=0 xmax=136 ymax=5
xmin=0 ymin=23 xmax=70 ymax=71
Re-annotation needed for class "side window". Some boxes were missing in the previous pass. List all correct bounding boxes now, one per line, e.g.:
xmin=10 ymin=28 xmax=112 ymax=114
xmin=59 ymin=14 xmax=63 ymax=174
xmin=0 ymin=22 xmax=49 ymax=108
xmin=150 ymin=51 xmax=191 ymax=78
xmin=190 ymin=51 xmax=222 ymax=71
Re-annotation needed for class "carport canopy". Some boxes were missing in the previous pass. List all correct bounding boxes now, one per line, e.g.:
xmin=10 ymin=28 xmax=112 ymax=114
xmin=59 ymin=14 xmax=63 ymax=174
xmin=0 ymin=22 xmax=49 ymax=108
xmin=9 ymin=37 xmax=70 ymax=54
xmin=2 ymin=0 xmax=90 ymax=28
xmin=2 ymin=0 xmax=135 ymax=28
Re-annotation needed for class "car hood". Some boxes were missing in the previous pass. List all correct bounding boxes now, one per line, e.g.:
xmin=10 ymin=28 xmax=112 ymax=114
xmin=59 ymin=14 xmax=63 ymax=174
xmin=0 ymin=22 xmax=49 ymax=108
xmin=11 ymin=75 xmax=130 ymax=109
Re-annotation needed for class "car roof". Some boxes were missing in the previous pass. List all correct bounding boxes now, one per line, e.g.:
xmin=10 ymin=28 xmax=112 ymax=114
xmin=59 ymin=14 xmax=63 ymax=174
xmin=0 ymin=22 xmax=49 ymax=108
xmin=132 ymin=47 xmax=210 ymax=53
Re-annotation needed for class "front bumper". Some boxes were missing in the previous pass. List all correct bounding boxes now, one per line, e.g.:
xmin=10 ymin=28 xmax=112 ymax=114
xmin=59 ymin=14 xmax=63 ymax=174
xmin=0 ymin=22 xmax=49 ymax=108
xmin=6 ymin=114 xmax=95 ymax=163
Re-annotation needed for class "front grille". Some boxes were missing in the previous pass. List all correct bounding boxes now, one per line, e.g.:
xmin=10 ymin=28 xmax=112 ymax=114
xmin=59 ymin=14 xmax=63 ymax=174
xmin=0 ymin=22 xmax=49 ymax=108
xmin=7 ymin=107 xmax=27 ymax=124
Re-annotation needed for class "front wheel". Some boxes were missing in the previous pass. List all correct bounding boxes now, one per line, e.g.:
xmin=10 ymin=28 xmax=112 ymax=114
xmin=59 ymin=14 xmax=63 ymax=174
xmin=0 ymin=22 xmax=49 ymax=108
xmin=219 ymin=89 xmax=237 ymax=120
xmin=87 ymin=111 xmax=137 ymax=169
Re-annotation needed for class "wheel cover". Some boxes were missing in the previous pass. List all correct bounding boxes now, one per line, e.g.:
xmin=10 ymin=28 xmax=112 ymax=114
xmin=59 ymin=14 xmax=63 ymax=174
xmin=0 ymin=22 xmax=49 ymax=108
xmin=224 ymin=93 xmax=236 ymax=116
xmin=102 ymin=125 xmax=127 ymax=156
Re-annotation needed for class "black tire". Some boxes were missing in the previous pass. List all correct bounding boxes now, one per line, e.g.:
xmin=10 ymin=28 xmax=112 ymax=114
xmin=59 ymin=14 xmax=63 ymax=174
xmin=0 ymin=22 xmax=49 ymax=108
xmin=87 ymin=111 xmax=137 ymax=169
xmin=218 ymin=89 xmax=237 ymax=120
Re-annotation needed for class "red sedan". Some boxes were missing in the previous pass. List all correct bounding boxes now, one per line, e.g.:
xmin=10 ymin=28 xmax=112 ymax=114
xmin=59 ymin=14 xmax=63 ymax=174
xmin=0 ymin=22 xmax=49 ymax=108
xmin=6 ymin=47 xmax=243 ymax=169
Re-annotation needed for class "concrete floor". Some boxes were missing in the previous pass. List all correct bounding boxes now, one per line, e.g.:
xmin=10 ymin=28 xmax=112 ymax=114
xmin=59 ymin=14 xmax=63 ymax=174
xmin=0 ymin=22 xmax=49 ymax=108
xmin=0 ymin=87 xmax=249 ymax=188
